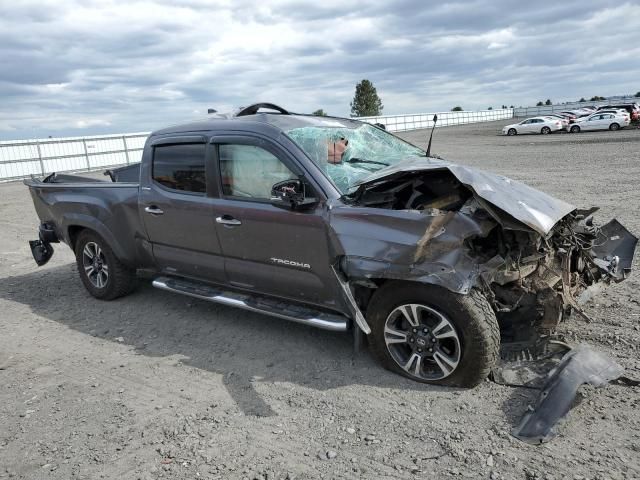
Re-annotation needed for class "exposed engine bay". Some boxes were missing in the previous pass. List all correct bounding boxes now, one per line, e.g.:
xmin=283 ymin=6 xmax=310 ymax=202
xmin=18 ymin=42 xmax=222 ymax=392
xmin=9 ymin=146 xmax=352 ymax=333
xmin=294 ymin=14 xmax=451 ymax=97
xmin=339 ymin=164 xmax=637 ymax=344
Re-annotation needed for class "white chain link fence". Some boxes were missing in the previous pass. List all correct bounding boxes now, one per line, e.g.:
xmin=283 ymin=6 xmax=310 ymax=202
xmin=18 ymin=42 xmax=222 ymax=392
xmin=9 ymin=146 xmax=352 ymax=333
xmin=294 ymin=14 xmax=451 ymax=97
xmin=359 ymin=108 xmax=513 ymax=132
xmin=1 ymin=109 xmax=517 ymax=181
xmin=0 ymin=133 xmax=148 ymax=182
xmin=4 ymin=97 xmax=636 ymax=181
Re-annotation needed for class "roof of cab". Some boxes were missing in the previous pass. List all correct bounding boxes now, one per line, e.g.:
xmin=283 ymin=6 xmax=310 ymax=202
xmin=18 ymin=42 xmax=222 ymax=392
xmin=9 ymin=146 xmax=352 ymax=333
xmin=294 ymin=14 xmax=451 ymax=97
xmin=150 ymin=103 xmax=364 ymax=137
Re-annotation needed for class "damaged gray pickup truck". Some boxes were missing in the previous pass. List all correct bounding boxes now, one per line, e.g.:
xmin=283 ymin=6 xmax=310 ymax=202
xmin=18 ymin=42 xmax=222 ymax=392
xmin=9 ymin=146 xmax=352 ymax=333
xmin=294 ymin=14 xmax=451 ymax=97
xmin=26 ymin=103 xmax=637 ymax=388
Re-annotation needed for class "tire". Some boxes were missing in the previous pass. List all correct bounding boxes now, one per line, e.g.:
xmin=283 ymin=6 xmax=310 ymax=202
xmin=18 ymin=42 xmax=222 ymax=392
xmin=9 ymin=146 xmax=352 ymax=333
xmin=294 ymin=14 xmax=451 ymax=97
xmin=74 ymin=230 xmax=137 ymax=300
xmin=609 ymin=123 xmax=620 ymax=131
xmin=570 ymin=125 xmax=580 ymax=133
xmin=541 ymin=126 xmax=551 ymax=134
xmin=367 ymin=282 xmax=499 ymax=388
xmin=507 ymin=128 xmax=517 ymax=136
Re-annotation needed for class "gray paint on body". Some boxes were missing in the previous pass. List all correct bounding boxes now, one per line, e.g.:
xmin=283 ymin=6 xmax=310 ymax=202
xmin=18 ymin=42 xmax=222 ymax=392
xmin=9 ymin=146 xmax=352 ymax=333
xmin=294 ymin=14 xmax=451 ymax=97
xmin=24 ymin=110 xmax=637 ymax=332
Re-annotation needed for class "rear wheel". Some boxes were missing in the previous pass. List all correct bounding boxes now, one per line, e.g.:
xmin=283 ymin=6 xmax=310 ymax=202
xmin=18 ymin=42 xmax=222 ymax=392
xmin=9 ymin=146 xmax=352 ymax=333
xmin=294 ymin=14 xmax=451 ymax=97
xmin=367 ymin=282 xmax=499 ymax=387
xmin=570 ymin=125 xmax=580 ymax=133
xmin=541 ymin=126 xmax=551 ymax=134
xmin=74 ymin=230 xmax=137 ymax=300
xmin=507 ymin=128 xmax=517 ymax=136
xmin=609 ymin=123 xmax=620 ymax=131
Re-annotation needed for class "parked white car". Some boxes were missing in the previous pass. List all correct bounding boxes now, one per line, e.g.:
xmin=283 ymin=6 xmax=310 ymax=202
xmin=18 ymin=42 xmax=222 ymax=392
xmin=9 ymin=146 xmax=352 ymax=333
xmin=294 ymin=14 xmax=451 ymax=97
xmin=569 ymin=111 xmax=630 ymax=133
xmin=544 ymin=114 xmax=570 ymax=129
xmin=502 ymin=117 xmax=564 ymax=135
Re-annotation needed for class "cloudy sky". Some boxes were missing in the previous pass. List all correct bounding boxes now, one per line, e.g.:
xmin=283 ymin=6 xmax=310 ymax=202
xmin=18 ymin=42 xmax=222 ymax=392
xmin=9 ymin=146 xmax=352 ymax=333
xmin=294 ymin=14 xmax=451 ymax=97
xmin=1 ymin=0 xmax=639 ymax=139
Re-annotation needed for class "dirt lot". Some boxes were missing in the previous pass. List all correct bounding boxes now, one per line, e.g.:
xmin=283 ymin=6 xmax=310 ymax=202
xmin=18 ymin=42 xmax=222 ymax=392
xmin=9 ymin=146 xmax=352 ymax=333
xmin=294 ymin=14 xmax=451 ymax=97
xmin=1 ymin=120 xmax=639 ymax=480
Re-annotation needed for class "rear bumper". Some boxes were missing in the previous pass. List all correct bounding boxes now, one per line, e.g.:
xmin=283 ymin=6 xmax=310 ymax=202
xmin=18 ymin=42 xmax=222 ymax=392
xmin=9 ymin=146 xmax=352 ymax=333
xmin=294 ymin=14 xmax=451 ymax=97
xmin=29 ymin=223 xmax=59 ymax=266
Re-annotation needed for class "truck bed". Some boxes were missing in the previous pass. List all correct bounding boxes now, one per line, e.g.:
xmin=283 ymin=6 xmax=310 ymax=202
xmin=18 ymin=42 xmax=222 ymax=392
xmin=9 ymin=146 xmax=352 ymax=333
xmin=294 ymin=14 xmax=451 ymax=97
xmin=24 ymin=165 xmax=145 ymax=267
xmin=33 ymin=163 xmax=141 ymax=185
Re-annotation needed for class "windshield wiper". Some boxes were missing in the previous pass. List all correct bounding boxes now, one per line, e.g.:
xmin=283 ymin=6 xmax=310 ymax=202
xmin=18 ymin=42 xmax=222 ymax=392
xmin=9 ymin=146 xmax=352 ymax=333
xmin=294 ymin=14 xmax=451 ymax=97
xmin=344 ymin=157 xmax=390 ymax=166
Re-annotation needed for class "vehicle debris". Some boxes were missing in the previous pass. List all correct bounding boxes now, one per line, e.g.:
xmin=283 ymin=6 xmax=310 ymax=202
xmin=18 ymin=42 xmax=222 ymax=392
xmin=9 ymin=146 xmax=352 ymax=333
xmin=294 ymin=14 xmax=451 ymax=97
xmin=512 ymin=345 xmax=625 ymax=444
xmin=491 ymin=337 xmax=572 ymax=388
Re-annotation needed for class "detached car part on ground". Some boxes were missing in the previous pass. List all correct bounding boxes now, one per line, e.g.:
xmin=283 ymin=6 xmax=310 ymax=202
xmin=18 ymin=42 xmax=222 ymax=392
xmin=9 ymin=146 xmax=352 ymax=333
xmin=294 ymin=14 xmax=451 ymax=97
xmin=26 ymin=103 xmax=637 ymax=391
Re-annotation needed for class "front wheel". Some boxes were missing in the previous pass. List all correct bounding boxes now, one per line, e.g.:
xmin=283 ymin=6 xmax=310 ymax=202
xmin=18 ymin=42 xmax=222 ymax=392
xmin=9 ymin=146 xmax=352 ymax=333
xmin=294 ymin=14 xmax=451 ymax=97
xmin=570 ymin=125 xmax=580 ymax=133
xmin=541 ymin=126 xmax=551 ymax=134
xmin=74 ymin=230 xmax=137 ymax=300
xmin=367 ymin=282 xmax=499 ymax=387
xmin=609 ymin=123 xmax=620 ymax=131
xmin=507 ymin=128 xmax=517 ymax=136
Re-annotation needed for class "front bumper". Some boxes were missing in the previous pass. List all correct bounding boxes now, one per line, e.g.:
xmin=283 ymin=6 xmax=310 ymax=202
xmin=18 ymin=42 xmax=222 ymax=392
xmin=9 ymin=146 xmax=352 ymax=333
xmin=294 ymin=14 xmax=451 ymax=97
xmin=513 ymin=345 xmax=624 ymax=444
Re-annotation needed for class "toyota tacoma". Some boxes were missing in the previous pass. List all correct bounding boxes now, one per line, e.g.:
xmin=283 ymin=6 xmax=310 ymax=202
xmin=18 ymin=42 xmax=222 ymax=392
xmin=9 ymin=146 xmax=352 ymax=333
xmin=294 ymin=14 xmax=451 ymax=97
xmin=25 ymin=103 xmax=637 ymax=387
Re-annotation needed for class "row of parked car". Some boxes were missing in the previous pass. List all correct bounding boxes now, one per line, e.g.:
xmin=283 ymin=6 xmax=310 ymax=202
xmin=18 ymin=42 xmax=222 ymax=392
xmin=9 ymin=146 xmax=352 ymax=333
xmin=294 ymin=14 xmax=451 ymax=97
xmin=502 ymin=102 xmax=639 ymax=135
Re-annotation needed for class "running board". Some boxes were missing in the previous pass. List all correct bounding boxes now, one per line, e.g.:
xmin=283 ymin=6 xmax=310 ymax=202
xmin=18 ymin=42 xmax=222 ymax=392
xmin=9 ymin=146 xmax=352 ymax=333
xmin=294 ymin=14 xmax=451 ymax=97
xmin=152 ymin=276 xmax=349 ymax=332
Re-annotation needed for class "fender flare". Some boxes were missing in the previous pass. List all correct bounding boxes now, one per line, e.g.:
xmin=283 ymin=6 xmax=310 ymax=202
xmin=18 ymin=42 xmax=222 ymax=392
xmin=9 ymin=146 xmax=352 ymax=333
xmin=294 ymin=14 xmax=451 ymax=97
xmin=61 ymin=214 xmax=136 ymax=267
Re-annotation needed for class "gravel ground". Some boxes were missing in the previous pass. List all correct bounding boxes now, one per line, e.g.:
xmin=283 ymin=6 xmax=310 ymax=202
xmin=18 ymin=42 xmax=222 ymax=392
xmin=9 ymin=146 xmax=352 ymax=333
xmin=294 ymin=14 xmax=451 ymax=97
xmin=1 ymin=119 xmax=639 ymax=480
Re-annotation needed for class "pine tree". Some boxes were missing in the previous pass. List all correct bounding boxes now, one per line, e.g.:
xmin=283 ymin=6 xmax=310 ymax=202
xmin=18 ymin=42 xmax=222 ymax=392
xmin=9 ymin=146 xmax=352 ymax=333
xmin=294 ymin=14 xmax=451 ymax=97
xmin=350 ymin=80 xmax=383 ymax=117
xmin=312 ymin=109 xmax=327 ymax=116
xmin=545 ymin=99 xmax=552 ymax=105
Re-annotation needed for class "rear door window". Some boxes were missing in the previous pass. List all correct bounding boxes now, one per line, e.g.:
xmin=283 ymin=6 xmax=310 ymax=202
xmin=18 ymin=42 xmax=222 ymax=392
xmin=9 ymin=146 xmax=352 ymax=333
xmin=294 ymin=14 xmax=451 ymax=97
xmin=152 ymin=143 xmax=206 ymax=194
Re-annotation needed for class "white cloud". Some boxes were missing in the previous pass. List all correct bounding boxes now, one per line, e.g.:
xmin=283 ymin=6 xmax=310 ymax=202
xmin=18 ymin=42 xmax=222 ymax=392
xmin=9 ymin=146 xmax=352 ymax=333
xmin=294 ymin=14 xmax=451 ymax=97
xmin=75 ymin=119 xmax=112 ymax=128
xmin=0 ymin=0 xmax=638 ymax=138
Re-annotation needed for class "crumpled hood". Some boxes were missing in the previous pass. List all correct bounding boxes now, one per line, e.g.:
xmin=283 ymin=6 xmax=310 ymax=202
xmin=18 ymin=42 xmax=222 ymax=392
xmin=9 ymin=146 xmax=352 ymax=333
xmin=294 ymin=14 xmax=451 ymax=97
xmin=354 ymin=157 xmax=576 ymax=235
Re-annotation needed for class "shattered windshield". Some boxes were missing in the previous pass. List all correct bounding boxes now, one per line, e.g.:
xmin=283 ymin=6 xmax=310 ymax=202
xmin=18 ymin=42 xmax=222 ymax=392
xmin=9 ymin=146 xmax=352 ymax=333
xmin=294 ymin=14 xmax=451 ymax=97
xmin=286 ymin=123 xmax=426 ymax=193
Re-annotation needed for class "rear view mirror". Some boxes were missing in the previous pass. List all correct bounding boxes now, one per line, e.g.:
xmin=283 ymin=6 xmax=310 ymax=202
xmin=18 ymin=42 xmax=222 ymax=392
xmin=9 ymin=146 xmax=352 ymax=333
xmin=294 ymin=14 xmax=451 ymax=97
xmin=270 ymin=179 xmax=318 ymax=211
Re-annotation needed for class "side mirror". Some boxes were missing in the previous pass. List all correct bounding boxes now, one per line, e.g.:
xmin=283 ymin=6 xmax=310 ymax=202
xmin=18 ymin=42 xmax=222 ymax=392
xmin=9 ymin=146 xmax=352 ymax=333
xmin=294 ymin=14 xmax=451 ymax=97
xmin=270 ymin=179 xmax=318 ymax=211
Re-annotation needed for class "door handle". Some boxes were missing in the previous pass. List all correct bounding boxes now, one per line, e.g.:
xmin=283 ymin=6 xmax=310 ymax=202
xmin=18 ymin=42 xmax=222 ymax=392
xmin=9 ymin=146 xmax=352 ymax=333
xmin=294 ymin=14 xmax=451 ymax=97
xmin=216 ymin=215 xmax=242 ymax=226
xmin=144 ymin=206 xmax=164 ymax=215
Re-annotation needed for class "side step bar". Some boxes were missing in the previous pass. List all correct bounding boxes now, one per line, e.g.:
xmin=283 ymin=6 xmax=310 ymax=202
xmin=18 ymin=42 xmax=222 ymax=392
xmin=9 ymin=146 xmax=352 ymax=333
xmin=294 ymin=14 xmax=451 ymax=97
xmin=152 ymin=276 xmax=349 ymax=332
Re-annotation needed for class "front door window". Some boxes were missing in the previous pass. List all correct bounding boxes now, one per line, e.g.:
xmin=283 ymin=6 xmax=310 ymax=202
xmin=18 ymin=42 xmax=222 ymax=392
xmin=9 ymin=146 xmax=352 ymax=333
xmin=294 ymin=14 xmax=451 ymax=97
xmin=219 ymin=144 xmax=296 ymax=199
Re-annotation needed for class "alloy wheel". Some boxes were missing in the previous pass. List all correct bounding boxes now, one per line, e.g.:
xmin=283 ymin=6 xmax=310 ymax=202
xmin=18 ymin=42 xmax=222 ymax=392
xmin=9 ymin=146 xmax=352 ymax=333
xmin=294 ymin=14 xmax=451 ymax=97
xmin=384 ymin=303 xmax=461 ymax=380
xmin=82 ymin=241 xmax=109 ymax=288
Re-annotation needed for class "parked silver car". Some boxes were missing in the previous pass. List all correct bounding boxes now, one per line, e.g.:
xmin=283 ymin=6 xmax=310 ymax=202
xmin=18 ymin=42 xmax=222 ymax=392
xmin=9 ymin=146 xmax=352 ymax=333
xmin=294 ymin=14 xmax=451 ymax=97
xmin=502 ymin=116 xmax=564 ymax=135
xmin=569 ymin=111 xmax=630 ymax=133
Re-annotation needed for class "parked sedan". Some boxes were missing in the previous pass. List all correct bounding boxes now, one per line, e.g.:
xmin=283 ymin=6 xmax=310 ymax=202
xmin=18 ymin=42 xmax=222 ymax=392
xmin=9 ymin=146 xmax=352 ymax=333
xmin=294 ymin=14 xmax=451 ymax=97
xmin=502 ymin=117 xmax=564 ymax=135
xmin=558 ymin=111 xmax=578 ymax=123
xmin=597 ymin=103 xmax=640 ymax=121
xmin=569 ymin=111 xmax=630 ymax=133
xmin=544 ymin=114 xmax=570 ymax=129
